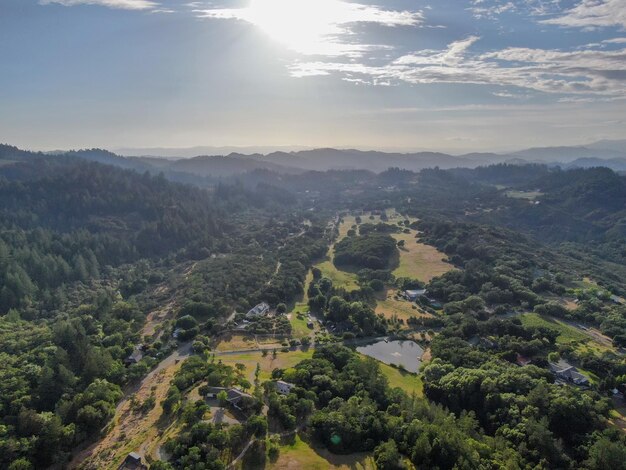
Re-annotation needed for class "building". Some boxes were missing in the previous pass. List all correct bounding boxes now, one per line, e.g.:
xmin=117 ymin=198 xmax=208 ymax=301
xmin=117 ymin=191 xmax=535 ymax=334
xmin=124 ymin=348 xmax=143 ymax=367
xmin=225 ymin=388 xmax=252 ymax=410
xmin=204 ymin=387 xmax=252 ymax=409
xmin=515 ymin=353 xmax=532 ymax=367
xmin=276 ymin=380 xmax=295 ymax=395
xmin=247 ymin=302 xmax=270 ymax=318
xmin=118 ymin=452 xmax=148 ymax=470
xmin=549 ymin=360 xmax=589 ymax=386
xmin=404 ymin=289 xmax=426 ymax=301
xmin=204 ymin=386 xmax=227 ymax=399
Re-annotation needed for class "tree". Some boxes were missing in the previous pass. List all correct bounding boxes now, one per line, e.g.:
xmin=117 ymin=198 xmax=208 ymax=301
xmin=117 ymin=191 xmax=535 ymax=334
xmin=374 ymin=440 xmax=404 ymax=470
xmin=217 ymin=390 xmax=228 ymax=407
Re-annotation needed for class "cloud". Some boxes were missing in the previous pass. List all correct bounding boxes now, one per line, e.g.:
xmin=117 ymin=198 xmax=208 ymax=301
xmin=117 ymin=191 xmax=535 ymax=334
xmin=40 ymin=0 xmax=158 ymax=9
xmin=195 ymin=0 xmax=423 ymax=56
xmin=468 ymin=1 xmax=516 ymax=19
xmin=540 ymin=0 xmax=626 ymax=30
xmin=290 ymin=38 xmax=626 ymax=99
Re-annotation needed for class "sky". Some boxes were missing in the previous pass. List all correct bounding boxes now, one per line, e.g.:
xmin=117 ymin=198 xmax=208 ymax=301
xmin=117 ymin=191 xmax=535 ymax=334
xmin=1 ymin=0 xmax=625 ymax=153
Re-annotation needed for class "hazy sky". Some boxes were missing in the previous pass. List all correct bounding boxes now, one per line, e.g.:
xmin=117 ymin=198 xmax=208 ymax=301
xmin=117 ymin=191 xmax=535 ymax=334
xmin=1 ymin=0 xmax=625 ymax=153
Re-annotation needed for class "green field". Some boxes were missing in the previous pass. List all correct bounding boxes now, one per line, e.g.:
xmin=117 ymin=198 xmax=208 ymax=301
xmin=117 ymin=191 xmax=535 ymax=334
xmin=376 ymin=360 xmax=424 ymax=397
xmin=216 ymin=349 xmax=314 ymax=383
xmin=519 ymin=313 xmax=611 ymax=355
xmin=269 ymin=435 xmax=374 ymax=470
xmin=316 ymin=259 xmax=360 ymax=291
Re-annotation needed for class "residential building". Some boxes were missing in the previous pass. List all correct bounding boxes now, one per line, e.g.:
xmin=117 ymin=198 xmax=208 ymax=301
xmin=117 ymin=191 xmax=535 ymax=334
xmin=247 ymin=302 xmax=270 ymax=318
xmin=276 ymin=380 xmax=295 ymax=395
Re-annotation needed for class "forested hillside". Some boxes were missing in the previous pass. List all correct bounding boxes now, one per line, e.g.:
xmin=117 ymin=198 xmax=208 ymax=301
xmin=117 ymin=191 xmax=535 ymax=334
xmin=1 ymin=145 xmax=626 ymax=470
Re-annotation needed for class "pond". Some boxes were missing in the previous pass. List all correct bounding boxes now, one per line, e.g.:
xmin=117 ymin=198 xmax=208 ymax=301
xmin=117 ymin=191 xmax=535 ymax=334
xmin=357 ymin=339 xmax=424 ymax=373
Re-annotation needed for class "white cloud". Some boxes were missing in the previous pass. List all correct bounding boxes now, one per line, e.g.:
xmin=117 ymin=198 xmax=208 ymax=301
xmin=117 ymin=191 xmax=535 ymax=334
xmin=40 ymin=0 xmax=158 ymax=9
xmin=195 ymin=0 xmax=423 ymax=56
xmin=290 ymin=38 xmax=626 ymax=100
xmin=541 ymin=0 xmax=626 ymax=30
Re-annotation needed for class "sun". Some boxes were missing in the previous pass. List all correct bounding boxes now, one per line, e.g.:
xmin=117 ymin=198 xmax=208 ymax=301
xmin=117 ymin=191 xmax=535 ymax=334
xmin=241 ymin=0 xmax=349 ymax=55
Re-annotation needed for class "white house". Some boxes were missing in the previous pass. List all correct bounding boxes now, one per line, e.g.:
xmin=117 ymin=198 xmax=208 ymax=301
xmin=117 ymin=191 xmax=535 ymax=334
xmin=247 ymin=302 xmax=270 ymax=318
xmin=276 ymin=380 xmax=295 ymax=395
xmin=404 ymin=289 xmax=426 ymax=301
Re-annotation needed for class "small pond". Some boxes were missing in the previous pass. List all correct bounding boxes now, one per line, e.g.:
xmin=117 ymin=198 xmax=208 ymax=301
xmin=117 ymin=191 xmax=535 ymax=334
xmin=357 ymin=339 xmax=424 ymax=373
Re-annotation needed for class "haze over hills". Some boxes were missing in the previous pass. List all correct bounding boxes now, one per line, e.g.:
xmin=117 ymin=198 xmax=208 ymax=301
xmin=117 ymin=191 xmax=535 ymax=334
xmin=4 ymin=140 xmax=626 ymax=178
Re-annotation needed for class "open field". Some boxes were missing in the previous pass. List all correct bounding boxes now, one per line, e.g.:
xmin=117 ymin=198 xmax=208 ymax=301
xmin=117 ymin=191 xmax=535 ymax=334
xmin=268 ymin=435 xmax=375 ymax=470
xmin=216 ymin=349 xmax=314 ymax=383
xmin=289 ymin=310 xmax=316 ymax=338
xmin=375 ymin=289 xmax=432 ymax=322
xmin=519 ymin=313 xmax=613 ymax=355
xmin=316 ymin=259 xmax=360 ymax=291
xmin=375 ymin=359 xmax=424 ymax=397
xmin=505 ymin=190 xmax=543 ymax=200
xmin=391 ymin=231 xmax=453 ymax=283
xmin=215 ymin=334 xmax=258 ymax=351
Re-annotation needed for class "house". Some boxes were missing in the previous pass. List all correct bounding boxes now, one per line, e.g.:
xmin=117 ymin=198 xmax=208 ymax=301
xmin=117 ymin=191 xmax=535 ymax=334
xmin=225 ymin=388 xmax=252 ymax=410
xmin=549 ymin=360 xmax=589 ymax=386
xmin=515 ymin=353 xmax=532 ymax=367
xmin=204 ymin=387 xmax=252 ymax=410
xmin=610 ymin=295 xmax=624 ymax=305
xmin=118 ymin=452 xmax=148 ymax=470
xmin=276 ymin=380 xmax=295 ymax=395
xmin=124 ymin=348 xmax=143 ymax=367
xmin=247 ymin=302 xmax=270 ymax=318
xmin=404 ymin=289 xmax=426 ymax=301
xmin=204 ymin=386 xmax=228 ymax=399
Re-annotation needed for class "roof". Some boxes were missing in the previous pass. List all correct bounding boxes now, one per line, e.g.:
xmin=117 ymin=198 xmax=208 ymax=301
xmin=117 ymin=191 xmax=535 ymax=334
xmin=405 ymin=289 xmax=426 ymax=297
xmin=128 ymin=452 xmax=141 ymax=461
xmin=549 ymin=359 xmax=573 ymax=372
xmin=226 ymin=388 xmax=252 ymax=403
xmin=247 ymin=302 xmax=270 ymax=316
xmin=549 ymin=361 xmax=589 ymax=384
xmin=126 ymin=349 xmax=143 ymax=363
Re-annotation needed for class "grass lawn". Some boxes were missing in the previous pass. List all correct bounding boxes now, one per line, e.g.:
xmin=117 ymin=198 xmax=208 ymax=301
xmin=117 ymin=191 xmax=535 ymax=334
xmin=214 ymin=334 xmax=258 ymax=351
xmin=289 ymin=310 xmax=315 ymax=338
xmin=519 ymin=313 xmax=612 ymax=357
xmin=316 ymin=259 xmax=360 ymax=291
xmin=268 ymin=435 xmax=375 ymax=470
xmin=391 ymin=232 xmax=453 ymax=283
xmin=376 ymin=360 xmax=424 ymax=397
xmin=216 ymin=349 xmax=314 ymax=383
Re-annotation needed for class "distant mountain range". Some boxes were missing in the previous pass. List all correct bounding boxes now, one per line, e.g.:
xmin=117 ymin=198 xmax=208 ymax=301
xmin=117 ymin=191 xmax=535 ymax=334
xmin=3 ymin=140 xmax=626 ymax=178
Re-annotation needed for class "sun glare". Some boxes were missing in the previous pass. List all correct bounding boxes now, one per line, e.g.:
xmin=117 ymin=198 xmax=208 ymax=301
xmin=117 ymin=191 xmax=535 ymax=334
xmin=241 ymin=0 xmax=356 ymax=55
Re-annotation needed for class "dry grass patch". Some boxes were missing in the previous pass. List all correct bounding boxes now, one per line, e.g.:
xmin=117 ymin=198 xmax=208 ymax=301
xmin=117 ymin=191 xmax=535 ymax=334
xmin=392 ymin=232 xmax=453 ymax=283
xmin=216 ymin=349 xmax=314 ymax=383
xmin=268 ymin=435 xmax=374 ymax=470
xmin=375 ymin=289 xmax=432 ymax=322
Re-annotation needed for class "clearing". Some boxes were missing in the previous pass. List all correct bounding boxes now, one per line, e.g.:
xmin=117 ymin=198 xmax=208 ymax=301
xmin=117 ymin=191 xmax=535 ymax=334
xmin=375 ymin=288 xmax=432 ymax=322
xmin=375 ymin=359 xmax=424 ymax=397
xmin=520 ymin=313 xmax=614 ymax=355
xmin=216 ymin=349 xmax=314 ymax=383
xmin=268 ymin=435 xmax=375 ymax=470
xmin=391 ymin=231 xmax=453 ymax=283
